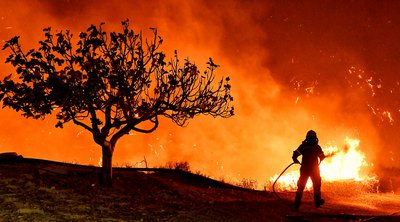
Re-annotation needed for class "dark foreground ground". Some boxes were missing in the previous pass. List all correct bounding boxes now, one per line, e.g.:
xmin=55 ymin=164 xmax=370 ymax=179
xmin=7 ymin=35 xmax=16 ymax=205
xmin=0 ymin=156 xmax=399 ymax=222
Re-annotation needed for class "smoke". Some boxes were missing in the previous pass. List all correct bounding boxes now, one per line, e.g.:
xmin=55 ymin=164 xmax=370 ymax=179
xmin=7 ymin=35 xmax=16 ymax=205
xmin=0 ymin=0 xmax=399 ymax=184
xmin=263 ymin=0 xmax=400 ymax=172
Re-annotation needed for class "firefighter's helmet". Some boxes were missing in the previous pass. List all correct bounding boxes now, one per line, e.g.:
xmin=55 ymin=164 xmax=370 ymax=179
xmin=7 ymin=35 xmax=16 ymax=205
xmin=306 ymin=130 xmax=317 ymax=138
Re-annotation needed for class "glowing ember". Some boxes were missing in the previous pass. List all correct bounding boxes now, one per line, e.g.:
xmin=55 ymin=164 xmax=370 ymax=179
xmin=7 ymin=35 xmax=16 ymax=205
xmin=271 ymin=137 xmax=374 ymax=191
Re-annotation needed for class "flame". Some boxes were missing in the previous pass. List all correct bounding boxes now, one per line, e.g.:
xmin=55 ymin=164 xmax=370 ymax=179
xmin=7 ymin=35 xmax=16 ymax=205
xmin=271 ymin=137 xmax=374 ymax=191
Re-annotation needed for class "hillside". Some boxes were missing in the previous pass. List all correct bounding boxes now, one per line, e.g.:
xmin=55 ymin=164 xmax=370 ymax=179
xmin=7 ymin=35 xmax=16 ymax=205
xmin=0 ymin=154 xmax=399 ymax=221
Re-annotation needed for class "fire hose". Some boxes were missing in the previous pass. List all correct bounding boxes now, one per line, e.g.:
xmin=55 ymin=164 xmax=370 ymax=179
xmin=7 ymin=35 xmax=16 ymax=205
xmin=272 ymin=160 xmax=322 ymax=205
xmin=272 ymin=154 xmax=330 ymax=199
xmin=272 ymin=161 xmax=299 ymax=205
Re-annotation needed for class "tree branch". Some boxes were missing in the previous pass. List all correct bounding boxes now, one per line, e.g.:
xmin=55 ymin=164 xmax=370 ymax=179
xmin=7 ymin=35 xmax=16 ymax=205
xmin=72 ymin=116 xmax=93 ymax=133
xmin=133 ymin=116 xmax=159 ymax=133
xmin=109 ymin=124 xmax=131 ymax=149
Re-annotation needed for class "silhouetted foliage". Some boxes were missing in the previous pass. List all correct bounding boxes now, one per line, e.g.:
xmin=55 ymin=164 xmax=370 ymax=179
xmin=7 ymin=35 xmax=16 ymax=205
xmin=0 ymin=19 xmax=234 ymax=186
xmin=164 ymin=161 xmax=191 ymax=172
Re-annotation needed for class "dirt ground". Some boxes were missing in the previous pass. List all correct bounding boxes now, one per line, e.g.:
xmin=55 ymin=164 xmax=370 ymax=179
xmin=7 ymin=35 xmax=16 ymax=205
xmin=0 ymin=157 xmax=399 ymax=222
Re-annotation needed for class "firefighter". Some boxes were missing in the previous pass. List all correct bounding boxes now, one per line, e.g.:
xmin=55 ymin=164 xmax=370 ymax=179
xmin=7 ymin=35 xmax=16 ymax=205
xmin=292 ymin=130 xmax=326 ymax=210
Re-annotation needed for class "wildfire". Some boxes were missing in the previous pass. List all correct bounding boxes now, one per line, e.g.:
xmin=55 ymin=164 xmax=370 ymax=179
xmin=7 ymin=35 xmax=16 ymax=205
xmin=271 ymin=137 xmax=375 ymax=191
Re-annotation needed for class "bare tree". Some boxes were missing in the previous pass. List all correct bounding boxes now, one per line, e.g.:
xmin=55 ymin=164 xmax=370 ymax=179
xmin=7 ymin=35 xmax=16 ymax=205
xmin=0 ymin=19 xmax=234 ymax=186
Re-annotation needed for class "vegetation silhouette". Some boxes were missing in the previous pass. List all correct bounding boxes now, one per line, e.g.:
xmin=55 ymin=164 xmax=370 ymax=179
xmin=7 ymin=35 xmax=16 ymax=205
xmin=0 ymin=19 xmax=234 ymax=186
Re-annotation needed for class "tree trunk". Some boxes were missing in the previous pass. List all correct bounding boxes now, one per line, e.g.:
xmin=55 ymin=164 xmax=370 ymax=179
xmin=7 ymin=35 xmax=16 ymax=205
xmin=100 ymin=143 xmax=114 ymax=187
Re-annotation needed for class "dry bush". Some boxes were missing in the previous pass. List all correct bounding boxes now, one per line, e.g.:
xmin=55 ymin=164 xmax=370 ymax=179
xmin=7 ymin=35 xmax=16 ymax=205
xmin=236 ymin=178 xmax=258 ymax=190
xmin=194 ymin=170 xmax=208 ymax=178
xmin=163 ymin=161 xmax=191 ymax=172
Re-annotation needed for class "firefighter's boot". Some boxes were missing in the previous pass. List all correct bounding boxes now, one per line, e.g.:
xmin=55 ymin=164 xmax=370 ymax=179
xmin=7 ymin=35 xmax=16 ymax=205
xmin=314 ymin=191 xmax=325 ymax=208
xmin=294 ymin=191 xmax=302 ymax=210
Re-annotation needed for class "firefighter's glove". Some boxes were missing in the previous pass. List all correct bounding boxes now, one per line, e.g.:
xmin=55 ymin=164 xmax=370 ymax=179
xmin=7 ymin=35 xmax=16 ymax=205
xmin=293 ymin=158 xmax=300 ymax=164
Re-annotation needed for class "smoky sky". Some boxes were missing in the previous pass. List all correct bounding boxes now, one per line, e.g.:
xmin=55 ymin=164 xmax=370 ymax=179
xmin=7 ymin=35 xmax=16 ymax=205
xmin=0 ymin=0 xmax=399 ymax=183
xmin=264 ymin=0 xmax=400 ymax=169
xmin=266 ymin=1 xmax=400 ymax=94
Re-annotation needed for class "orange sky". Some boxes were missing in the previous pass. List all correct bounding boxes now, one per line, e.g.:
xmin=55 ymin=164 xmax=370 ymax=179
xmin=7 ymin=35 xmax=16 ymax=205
xmin=0 ymin=0 xmax=399 ymax=184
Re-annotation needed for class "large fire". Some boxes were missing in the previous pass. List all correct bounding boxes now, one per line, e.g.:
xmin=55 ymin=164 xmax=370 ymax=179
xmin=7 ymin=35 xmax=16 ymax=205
xmin=271 ymin=137 xmax=376 ymax=191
